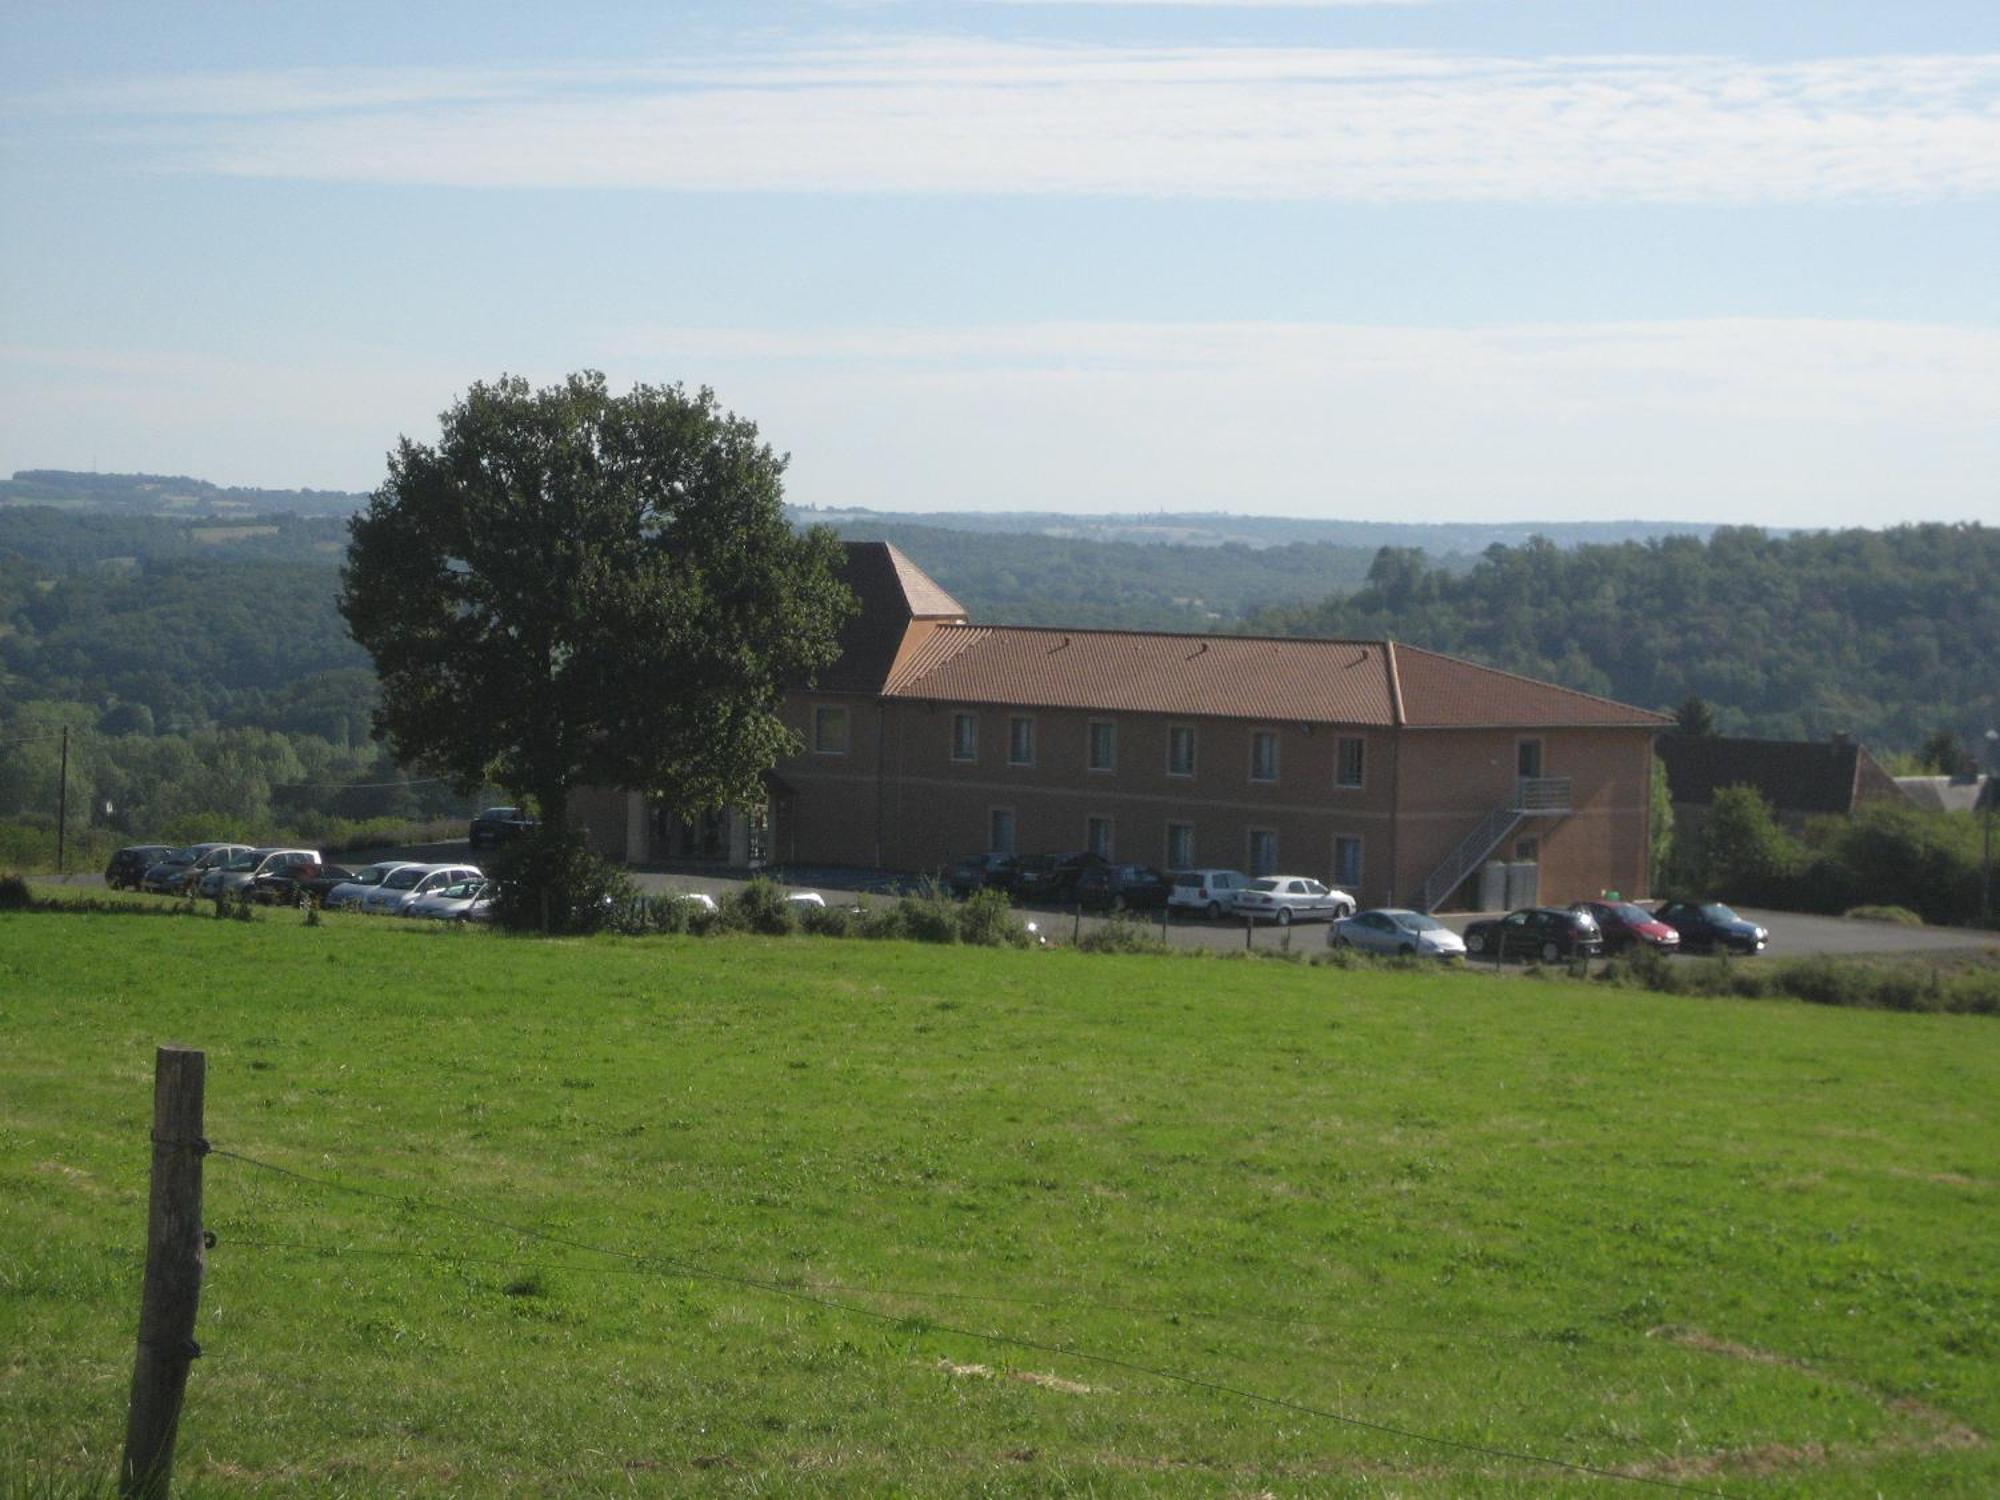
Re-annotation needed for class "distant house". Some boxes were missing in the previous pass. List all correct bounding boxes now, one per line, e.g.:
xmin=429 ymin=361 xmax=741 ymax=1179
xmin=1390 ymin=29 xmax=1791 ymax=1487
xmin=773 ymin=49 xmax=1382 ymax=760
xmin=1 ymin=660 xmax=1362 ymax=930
xmin=582 ymin=543 xmax=1671 ymax=911
xmin=1656 ymin=733 xmax=1900 ymax=832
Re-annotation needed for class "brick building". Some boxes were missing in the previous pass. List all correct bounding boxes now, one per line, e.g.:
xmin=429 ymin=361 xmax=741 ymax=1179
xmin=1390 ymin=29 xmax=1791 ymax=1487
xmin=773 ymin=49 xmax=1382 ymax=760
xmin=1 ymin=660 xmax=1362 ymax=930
xmin=582 ymin=542 xmax=1671 ymax=911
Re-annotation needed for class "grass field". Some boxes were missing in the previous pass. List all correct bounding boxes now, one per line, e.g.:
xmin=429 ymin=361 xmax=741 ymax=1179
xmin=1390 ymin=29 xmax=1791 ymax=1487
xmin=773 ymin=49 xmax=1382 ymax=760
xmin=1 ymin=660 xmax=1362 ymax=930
xmin=2 ymin=907 xmax=1995 ymax=1496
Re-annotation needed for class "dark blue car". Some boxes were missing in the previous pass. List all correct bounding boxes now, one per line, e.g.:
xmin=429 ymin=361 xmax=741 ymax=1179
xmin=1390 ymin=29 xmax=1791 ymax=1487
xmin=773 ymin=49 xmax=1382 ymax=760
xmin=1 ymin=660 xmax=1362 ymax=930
xmin=1652 ymin=900 xmax=1769 ymax=955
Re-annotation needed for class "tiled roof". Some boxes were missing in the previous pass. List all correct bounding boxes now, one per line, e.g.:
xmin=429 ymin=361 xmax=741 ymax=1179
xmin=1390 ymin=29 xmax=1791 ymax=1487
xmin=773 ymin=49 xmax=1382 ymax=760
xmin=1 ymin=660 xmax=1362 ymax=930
xmin=883 ymin=628 xmax=1668 ymax=729
xmin=888 ymin=627 xmax=1400 ymax=723
xmin=1391 ymin=644 xmax=1676 ymax=729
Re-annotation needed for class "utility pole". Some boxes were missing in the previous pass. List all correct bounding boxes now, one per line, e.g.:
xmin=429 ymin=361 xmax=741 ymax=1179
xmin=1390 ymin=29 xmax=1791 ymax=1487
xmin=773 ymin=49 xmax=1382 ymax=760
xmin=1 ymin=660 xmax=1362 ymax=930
xmin=1984 ymin=729 xmax=1997 ymax=929
xmin=56 ymin=724 xmax=69 ymax=878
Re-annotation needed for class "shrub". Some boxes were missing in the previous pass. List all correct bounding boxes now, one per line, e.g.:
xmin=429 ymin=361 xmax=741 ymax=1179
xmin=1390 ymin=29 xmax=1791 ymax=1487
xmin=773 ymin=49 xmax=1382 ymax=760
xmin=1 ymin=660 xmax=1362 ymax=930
xmin=798 ymin=901 xmax=855 ymax=939
xmin=1843 ymin=905 xmax=1924 ymax=926
xmin=721 ymin=878 xmax=796 ymax=937
xmin=1076 ymin=914 xmax=1169 ymax=955
xmin=957 ymin=888 xmax=1026 ymax=948
xmin=0 ymin=874 xmax=32 ymax=910
xmin=893 ymin=887 xmax=962 ymax=945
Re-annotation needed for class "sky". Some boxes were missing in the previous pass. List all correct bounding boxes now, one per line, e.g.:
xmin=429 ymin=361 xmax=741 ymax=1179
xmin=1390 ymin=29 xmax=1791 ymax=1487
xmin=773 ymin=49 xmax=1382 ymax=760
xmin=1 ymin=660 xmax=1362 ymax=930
xmin=2 ymin=1 xmax=1997 ymax=526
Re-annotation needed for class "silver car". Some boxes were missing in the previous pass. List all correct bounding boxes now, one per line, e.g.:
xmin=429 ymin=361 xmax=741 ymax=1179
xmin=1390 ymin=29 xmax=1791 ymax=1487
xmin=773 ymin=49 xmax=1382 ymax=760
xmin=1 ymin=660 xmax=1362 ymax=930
xmin=1330 ymin=908 xmax=1466 ymax=959
xmin=1232 ymin=875 xmax=1355 ymax=927
xmin=364 ymin=864 xmax=484 ymax=916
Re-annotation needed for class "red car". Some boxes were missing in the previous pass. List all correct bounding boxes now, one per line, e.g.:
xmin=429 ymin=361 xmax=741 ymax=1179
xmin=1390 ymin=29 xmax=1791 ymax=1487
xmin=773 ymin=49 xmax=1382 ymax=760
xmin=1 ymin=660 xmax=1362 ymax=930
xmin=1570 ymin=900 xmax=1680 ymax=954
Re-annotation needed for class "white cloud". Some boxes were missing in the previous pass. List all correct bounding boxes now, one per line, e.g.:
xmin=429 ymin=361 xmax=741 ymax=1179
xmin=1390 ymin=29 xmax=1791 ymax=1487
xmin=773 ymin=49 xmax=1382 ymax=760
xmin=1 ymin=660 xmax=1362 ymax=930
xmin=51 ymin=40 xmax=2000 ymax=202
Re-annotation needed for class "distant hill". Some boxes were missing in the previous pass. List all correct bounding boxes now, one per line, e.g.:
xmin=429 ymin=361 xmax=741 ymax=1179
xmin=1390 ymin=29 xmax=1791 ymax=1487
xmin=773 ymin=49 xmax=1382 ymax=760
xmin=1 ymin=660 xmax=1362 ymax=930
xmin=0 ymin=470 xmax=366 ymax=519
xmin=795 ymin=505 xmax=1732 ymax=553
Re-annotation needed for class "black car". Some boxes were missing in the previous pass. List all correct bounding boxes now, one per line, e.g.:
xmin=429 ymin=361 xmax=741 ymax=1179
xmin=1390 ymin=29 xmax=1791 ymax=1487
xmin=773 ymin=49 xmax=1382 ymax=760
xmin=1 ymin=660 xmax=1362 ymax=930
xmin=945 ymin=852 xmax=1020 ymax=898
xmin=1653 ymin=900 xmax=1769 ymax=955
xmin=469 ymin=806 xmax=538 ymax=849
xmin=250 ymin=860 xmax=361 ymax=907
xmin=1073 ymin=864 xmax=1173 ymax=912
xmin=104 ymin=844 xmax=177 ymax=891
xmin=1462 ymin=906 xmax=1604 ymax=962
xmin=1014 ymin=851 xmax=1107 ymax=904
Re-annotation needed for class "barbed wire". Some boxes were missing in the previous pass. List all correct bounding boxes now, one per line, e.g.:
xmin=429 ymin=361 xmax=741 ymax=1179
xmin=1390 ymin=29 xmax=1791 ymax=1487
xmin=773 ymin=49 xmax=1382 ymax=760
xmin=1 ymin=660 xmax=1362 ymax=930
xmin=209 ymin=1145 xmax=1736 ymax=1497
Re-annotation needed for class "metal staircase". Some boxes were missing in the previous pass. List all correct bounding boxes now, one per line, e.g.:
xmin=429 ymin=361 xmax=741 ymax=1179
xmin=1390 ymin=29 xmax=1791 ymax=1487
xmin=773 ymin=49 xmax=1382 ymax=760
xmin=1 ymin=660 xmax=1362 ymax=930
xmin=1411 ymin=777 xmax=1572 ymax=913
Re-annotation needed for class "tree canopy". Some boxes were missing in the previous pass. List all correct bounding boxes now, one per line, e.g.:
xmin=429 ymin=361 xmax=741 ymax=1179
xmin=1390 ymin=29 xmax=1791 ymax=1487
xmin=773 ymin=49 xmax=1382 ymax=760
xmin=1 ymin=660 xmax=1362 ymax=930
xmin=338 ymin=373 xmax=853 ymax=830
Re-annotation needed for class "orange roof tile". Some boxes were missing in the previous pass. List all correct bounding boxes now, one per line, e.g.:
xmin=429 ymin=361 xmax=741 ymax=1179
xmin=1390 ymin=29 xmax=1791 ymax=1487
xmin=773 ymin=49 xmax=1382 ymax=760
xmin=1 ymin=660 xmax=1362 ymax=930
xmin=1391 ymin=643 xmax=1673 ymax=729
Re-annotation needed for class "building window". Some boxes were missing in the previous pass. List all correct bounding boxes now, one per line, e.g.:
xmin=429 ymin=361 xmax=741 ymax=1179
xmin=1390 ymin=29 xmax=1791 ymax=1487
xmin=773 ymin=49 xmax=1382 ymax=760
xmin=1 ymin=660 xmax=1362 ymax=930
xmin=1168 ymin=725 xmax=1196 ymax=777
xmin=1336 ymin=736 xmax=1365 ymax=789
xmin=1514 ymin=836 xmax=1540 ymax=862
xmin=1008 ymin=716 xmax=1036 ymax=766
xmin=813 ymin=705 xmax=849 ymax=755
xmin=1250 ymin=730 xmax=1279 ymax=783
xmin=990 ymin=808 xmax=1016 ymax=855
xmin=951 ymin=712 xmax=978 ymax=763
xmin=1334 ymin=835 xmax=1363 ymax=888
xmin=1248 ymin=828 xmax=1278 ymax=876
xmin=1087 ymin=816 xmax=1114 ymax=859
xmin=1166 ymin=822 xmax=1195 ymax=870
xmin=1088 ymin=720 xmax=1117 ymax=773
xmin=1517 ymin=738 xmax=1544 ymax=779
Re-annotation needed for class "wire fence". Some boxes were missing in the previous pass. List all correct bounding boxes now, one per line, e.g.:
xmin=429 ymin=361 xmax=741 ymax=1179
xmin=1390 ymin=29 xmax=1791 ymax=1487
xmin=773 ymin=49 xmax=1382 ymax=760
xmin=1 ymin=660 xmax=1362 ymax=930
xmin=202 ymin=1142 xmax=1740 ymax=1498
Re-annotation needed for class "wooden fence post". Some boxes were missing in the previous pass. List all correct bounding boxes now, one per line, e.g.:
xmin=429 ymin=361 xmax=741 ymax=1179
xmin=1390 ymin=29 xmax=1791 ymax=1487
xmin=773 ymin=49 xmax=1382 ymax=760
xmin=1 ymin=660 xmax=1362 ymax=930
xmin=121 ymin=1046 xmax=208 ymax=1500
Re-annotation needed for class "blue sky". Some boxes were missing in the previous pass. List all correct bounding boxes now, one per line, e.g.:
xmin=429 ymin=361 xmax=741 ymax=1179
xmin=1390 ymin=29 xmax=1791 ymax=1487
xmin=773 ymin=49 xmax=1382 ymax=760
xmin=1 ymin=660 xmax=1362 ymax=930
xmin=3 ymin=1 xmax=1996 ymax=525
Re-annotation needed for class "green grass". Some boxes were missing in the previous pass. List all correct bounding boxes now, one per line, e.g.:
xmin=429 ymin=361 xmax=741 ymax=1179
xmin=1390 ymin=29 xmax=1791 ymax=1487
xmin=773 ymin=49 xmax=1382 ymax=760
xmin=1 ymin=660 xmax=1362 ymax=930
xmin=2 ymin=907 xmax=1995 ymax=1496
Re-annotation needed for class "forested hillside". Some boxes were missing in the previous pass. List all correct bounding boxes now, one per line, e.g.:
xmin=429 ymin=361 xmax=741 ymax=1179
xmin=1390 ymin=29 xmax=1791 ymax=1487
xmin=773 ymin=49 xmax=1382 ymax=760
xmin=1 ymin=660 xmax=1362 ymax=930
xmin=1242 ymin=525 xmax=1999 ymax=747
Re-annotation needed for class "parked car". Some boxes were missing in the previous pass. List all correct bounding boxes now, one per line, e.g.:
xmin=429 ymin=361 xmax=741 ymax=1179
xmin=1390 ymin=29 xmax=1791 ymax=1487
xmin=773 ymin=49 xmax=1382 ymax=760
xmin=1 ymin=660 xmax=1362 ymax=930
xmin=1463 ymin=906 xmax=1604 ymax=962
xmin=945 ymin=852 xmax=1020 ymax=898
xmin=468 ymin=806 xmax=538 ymax=850
xmin=1570 ymin=900 xmax=1681 ymax=954
xmin=1014 ymin=851 xmax=1107 ymax=904
xmin=199 ymin=848 xmax=321 ymax=901
xmin=104 ymin=845 xmax=177 ymax=891
xmin=321 ymin=861 xmax=419 ymax=910
xmin=252 ymin=861 xmax=362 ymax=907
xmin=138 ymin=844 xmax=222 ymax=893
xmin=1652 ymin=900 xmax=1769 ymax=955
xmin=1166 ymin=868 xmax=1252 ymax=920
xmin=364 ymin=863 xmax=484 ymax=915
xmin=404 ymin=878 xmax=491 ymax=921
xmin=787 ymin=891 xmax=827 ymax=908
xmin=1073 ymin=864 xmax=1173 ymax=912
xmin=1233 ymin=876 xmax=1354 ymax=926
xmin=152 ymin=843 xmax=252 ymax=896
xmin=1330 ymin=908 xmax=1466 ymax=959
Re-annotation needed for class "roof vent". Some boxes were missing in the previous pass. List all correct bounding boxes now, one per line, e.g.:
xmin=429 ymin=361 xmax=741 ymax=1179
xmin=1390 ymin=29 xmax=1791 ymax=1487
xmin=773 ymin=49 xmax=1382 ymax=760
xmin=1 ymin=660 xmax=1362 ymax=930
xmin=1048 ymin=635 xmax=1071 ymax=654
xmin=1183 ymin=641 xmax=1210 ymax=662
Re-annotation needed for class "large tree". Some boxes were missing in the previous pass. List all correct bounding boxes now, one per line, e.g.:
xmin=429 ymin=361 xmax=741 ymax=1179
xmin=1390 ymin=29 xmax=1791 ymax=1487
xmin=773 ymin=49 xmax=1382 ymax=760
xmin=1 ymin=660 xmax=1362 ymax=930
xmin=339 ymin=373 xmax=854 ymax=835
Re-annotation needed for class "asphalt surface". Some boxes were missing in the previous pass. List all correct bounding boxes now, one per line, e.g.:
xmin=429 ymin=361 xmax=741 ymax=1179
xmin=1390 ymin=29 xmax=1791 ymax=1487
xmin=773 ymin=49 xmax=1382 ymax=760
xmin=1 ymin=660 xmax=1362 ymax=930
xmin=55 ymin=840 xmax=1999 ymax=962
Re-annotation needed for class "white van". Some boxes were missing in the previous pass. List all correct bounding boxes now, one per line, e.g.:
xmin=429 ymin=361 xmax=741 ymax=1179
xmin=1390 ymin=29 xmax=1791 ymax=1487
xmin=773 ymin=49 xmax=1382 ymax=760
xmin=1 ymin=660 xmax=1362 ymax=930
xmin=1167 ymin=869 xmax=1252 ymax=919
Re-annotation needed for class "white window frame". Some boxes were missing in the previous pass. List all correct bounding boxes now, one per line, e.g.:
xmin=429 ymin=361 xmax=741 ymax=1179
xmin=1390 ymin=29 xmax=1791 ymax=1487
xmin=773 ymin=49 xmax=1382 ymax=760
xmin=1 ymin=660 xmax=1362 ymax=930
xmin=1250 ymin=729 xmax=1280 ymax=784
xmin=1087 ymin=719 xmax=1117 ymax=774
xmin=1166 ymin=821 xmax=1195 ymax=870
xmin=1167 ymin=724 xmax=1197 ymax=778
xmin=1335 ymin=735 xmax=1366 ymax=790
xmin=1008 ymin=715 xmax=1037 ymax=767
xmin=813 ymin=704 xmax=849 ymax=756
xmin=951 ymin=711 xmax=979 ymax=764
xmin=1086 ymin=815 xmax=1115 ymax=860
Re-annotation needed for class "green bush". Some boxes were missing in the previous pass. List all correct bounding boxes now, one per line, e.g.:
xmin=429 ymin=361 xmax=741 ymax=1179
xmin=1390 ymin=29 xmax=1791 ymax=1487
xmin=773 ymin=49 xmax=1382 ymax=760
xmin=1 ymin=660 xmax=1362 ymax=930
xmin=721 ymin=878 xmax=796 ymax=937
xmin=798 ymin=901 xmax=855 ymax=939
xmin=1076 ymin=914 xmax=1169 ymax=955
xmin=0 ymin=874 xmax=32 ymax=910
xmin=893 ymin=888 xmax=962 ymax=945
xmin=957 ymin=888 xmax=1025 ymax=948
xmin=1843 ymin=904 xmax=1924 ymax=926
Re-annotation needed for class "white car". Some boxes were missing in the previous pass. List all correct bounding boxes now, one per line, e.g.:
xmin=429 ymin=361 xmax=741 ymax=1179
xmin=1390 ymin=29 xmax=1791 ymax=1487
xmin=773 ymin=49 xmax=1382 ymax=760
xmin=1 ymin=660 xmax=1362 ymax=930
xmin=1232 ymin=875 xmax=1354 ymax=927
xmin=1167 ymin=868 xmax=1252 ymax=920
xmin=361 ymin=863 xmax=484 ymax=915
xmin=403 ymin=878 xmax=490 ymax=921
xmin=786 ymin=891 xmax=826 ymax=908
xmin=1330 ymin=908 xmax=1466 ymax=959
xmin=322 ymin=861 xmax=420 ymax=910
